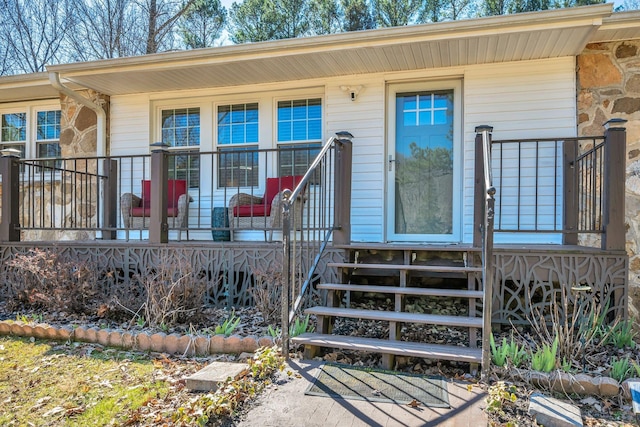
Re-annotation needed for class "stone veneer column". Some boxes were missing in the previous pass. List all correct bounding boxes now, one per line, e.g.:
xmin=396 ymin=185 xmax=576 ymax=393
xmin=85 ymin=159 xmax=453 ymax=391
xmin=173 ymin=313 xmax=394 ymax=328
xmin=577 ymin=40 xmax=640 ymax=320
xmin=60 ymin=90 xmax=110 ymax=157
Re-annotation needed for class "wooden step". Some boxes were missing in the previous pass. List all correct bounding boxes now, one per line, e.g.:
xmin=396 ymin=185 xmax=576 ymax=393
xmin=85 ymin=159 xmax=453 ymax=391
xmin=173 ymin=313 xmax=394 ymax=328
xmin=291 ymin=333 xmax=482 ymax=363
xmin=328 ymin=262 xmax=482 ymax=273
xmin=318 ymin=283 xmax=483 ymax=299
xmin=305 ymin=306 xmax=483 ymax=328
xmin=333 ymin=243 xmax=481 ymax=252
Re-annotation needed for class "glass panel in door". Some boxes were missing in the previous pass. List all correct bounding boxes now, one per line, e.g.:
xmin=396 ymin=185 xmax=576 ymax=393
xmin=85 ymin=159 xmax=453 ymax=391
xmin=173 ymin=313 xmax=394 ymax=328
xmin=392 ymin=90 xmax=455 ymax=239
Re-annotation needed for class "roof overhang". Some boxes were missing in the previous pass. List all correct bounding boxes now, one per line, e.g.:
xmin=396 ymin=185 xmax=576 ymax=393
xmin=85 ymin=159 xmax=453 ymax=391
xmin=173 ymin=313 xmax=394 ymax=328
xmin=0 ymin=73 xmax=61 ymax=103
xmin=46 ymin=4 xmax=613 ymax=97
xmin=0 ymin=4 xmax=624 ymax=102
xmin=589 ymin=10 xmax=640 ymax=42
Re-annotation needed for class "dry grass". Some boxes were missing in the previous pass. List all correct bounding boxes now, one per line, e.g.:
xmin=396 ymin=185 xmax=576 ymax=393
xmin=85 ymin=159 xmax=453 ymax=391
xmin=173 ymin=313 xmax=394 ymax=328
xmin=0 ymin=336 xmax=202 ymax=426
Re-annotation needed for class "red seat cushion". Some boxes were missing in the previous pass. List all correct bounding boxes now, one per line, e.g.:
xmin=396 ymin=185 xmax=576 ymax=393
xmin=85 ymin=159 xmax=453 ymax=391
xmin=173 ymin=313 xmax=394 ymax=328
xmin=137 ymin=179 xmax=187 ymax=215
xmin=233 ymin=175 xmax=304 ymax=218
xmin=233 ymin=205 xmax=271 ymax=217
xmin=264 ymin=175 xmax=303 ymax=205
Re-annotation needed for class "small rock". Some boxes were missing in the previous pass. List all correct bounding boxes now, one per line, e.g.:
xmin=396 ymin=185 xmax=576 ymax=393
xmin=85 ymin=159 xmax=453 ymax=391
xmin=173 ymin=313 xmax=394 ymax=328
xmin=108 ymin=331 xmax=122 ymax=348
xmin=550 ymin=371 xmax=572 ymax=393
xmin=210 ymin=335 xmax=225 ymax=353
xmin=96 ymin=329 xmax=110 ymax=346
xmin=194 ymin=336 xmax=209 ymax=356
xmin=573 ymin=373 xmax=599 ymax=395
xmin=237 ymin=352 xmax=254 ymax=361
xmin=136 ymin=332 xmax=151 ymax=351
xmin=241 ymin=335 xmax=258 ymax=352
xmin=149 ymin=333 xmax=166 ymax=352
xmin=164 ymin=334 xmax=180 ymax=354
xmin=594 ymin=376 xmax=619 ymax=397
xmin=528 ymin=392 xmax=583 ymax=427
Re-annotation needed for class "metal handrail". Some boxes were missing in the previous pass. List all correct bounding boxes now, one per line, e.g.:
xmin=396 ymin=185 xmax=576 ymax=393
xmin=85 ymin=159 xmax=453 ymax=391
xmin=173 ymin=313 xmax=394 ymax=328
xmin=280 ymin=133 xmax=350 ymax=358
xmin=478 ymin=126 xmax=495 ymax=380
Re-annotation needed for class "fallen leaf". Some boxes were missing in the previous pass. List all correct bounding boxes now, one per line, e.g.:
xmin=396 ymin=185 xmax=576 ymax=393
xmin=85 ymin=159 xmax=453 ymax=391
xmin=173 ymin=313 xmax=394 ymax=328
xmin=371 ymin=389 xmax=381 ymax=396
xmin=467 ymin=384 xmax=473 ymax=392
xmin=407 ymin=399 xmax=420 ymax=408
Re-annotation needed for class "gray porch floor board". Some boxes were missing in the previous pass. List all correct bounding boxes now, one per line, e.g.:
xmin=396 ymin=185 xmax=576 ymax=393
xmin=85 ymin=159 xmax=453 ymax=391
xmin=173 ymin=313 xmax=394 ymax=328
xmin=304 ymin=307 xmax=483 ymax=328
xmin=318 ymin=283 xmax=483 ymax=299
xmin=292 ymin=333 xmax=482 ymax=363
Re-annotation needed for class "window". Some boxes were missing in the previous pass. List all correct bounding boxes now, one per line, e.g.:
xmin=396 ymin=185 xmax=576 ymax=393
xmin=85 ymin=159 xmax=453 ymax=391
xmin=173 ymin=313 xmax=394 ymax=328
xmin=1 ymin=112 xmax=26 ymax=158
xmin=36 ymin=110 xmax=61 ymax=162
xmin=161 ymin=107 xmax=200 ymax=187
xmin=217 ymin=103 xmax=259 ymax=188
xmin=277 ymin=98 xmax=322 ymax=177
xmin=400 ymin=91 xmax=452 ymax=126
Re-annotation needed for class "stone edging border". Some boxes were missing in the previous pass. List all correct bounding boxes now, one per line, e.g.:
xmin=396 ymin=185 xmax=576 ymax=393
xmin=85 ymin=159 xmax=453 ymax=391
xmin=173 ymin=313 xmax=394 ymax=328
xmin=504 ymin=367 xmax=639 ymax=400
xmin=0 ymin=320 xmax=274 ymax=356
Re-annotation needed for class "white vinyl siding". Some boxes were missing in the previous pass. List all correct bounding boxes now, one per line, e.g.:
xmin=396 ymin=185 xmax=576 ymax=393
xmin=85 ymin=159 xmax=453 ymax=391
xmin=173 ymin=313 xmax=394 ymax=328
xmin=108 ymin=57 xmax=576 ymax=243
xmin=326 ymin=77 xmax=385 ymax=242
xmin=463 ymin=57 xmax=576 ymax=244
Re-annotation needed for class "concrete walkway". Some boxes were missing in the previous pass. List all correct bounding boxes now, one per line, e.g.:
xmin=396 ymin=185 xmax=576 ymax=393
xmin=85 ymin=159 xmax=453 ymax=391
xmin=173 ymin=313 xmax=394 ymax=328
xmin=236 ymin=360 xmax=488 ymax=427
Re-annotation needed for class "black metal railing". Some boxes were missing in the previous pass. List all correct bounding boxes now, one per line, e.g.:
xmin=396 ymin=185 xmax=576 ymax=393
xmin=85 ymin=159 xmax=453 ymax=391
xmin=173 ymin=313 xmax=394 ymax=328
xmin=281 ymin=132 xmax=353 ymax=357
xmin=491 ymin=136 xmax=605 ymax=236
xmin=3 ymin=145 xmax=332 ymax=242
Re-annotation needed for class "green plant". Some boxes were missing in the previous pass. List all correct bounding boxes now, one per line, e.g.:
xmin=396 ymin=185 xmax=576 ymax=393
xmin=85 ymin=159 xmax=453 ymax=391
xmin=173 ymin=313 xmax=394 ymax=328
xmin=215 ymin=312 xmax=241 ymax=337
xmin=15 ymin=313 xmax=43 ymax=324
xmin=561 ymin=357 xmax=573 ymax=373
xmin=608 ymin=320 xmax=636 ymax=349
xmin=289 ymin=315 xmax=313 ymax=338
xmin=136 ymin=316 xmax=146 ymax=328
xmin=490 ymin=333 xmax=527 ymax=368
xmin=610 ymin=356 xmax=632 ymax=382
xmin=531 ymin=336 xmax=558 ymax=372
xmin=490 ymin=333 xmax=508 ymax=367
xmin=485 ymin=381 xmax=517 ymax=414
xmin=267 ymin=325 xmax=281 ymax=339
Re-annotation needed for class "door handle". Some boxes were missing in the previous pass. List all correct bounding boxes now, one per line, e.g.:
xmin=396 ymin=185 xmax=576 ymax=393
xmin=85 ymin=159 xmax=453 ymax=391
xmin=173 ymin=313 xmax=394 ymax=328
xmin=388 ymin=155 xmax=395 ymax=171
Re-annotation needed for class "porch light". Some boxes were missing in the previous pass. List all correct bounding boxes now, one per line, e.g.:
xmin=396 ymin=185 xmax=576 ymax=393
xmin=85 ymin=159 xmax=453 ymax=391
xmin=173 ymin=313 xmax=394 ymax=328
xmin=340 ymin=85 xmax=363 ymax=102
xmin=0 ymin=148 xmax=21 ymax=158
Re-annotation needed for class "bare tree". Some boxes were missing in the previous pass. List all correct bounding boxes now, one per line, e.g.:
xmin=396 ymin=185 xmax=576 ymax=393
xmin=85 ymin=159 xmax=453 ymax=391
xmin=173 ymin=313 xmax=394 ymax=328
xmin=67 ymin=0 xmax=145 ymax=61
xmin=0 ymin=0 xmax=72 ymax=73
xmin=141 ymin=0 xmax=197 ymax=54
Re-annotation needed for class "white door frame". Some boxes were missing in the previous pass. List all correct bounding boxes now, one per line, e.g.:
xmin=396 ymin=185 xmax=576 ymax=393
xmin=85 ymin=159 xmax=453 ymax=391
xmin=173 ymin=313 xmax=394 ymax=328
xmin=386 ymin=80 xmax=463 ymax=243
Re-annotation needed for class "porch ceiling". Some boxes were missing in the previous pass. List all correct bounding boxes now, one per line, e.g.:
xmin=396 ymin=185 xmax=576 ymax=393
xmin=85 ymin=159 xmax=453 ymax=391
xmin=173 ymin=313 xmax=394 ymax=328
xmin=43 ymin=5 xmax=612 ymax=96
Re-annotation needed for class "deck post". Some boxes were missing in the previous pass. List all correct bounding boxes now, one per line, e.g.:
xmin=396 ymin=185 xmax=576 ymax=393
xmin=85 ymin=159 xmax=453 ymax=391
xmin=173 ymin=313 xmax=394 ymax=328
xmin=474 ymin=126 xmax=492 ymax=248
xmin=0 ymin=149 xmax=21 ymax=242
xmin=333 ymin=132 xmax=353 ymax=246
xmin=602 ymin=119 xmax=627 ymax=251
xmin=563 ymin=140 xmax=578 ymax=245
xmin=102 ymin=159 xmax=118 ymax=240
xmin=150 ymin=143 xmax=169 ymax=244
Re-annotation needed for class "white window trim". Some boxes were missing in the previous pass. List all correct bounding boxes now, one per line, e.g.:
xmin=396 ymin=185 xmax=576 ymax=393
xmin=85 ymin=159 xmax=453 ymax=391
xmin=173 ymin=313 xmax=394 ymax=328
xmin=273 ymin=96 xmax=324 ymax=145
xmin=0 ymin=101 xmax=60 ymax=159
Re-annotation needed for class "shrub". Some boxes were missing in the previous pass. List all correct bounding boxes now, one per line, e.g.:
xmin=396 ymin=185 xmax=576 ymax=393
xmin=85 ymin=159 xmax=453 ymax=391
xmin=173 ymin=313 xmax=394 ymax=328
xmin=5 ymin=248 xmax=107 ymax=315
xmin=251 ymin=265 xmax=283 ymax=325
xmin=135 ymin=256 xmax=207 ymax=328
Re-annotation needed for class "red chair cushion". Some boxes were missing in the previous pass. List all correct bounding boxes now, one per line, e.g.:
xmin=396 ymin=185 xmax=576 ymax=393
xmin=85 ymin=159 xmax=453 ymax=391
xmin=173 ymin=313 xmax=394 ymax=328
xmin=233 ymin=205 xmax=271 ymax=217
xmin=138 ymin=179 xmax=187 ymax=213
xmin=264 ymin=175 xmax=303 ymax=205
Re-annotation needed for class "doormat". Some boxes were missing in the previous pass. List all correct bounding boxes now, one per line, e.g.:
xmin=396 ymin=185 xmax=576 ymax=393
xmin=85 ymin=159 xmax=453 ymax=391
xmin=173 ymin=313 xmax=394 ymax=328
xmin=305 ymin=363 xmax=450 ymax=408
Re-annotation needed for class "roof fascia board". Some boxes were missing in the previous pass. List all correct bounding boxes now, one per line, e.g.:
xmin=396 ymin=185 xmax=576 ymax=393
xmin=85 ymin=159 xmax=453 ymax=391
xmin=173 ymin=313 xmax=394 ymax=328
xmin=47 ymin=4 xmax=612 ymax=77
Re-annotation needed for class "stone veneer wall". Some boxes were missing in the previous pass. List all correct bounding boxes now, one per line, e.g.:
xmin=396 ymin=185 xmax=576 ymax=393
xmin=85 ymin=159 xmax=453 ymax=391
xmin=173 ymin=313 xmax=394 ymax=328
xmin=21 ymin=90 xmax=110 ymax=241
xmin=577 ymin=39 xmax=640 ymax=320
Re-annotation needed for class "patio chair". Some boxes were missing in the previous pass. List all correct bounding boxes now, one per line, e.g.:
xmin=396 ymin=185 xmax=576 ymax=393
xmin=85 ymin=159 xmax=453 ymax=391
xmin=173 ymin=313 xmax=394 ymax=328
xmin=228 ymin=175 xmax=304 ymax=241
xmin=121 ymin=179 xmax=191 ymax=240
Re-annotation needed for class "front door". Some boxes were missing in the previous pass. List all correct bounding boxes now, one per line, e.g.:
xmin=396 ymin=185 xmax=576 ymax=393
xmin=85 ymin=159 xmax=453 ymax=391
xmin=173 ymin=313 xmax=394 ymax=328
xmin=387 ymin=81 xmax=461 ymax=242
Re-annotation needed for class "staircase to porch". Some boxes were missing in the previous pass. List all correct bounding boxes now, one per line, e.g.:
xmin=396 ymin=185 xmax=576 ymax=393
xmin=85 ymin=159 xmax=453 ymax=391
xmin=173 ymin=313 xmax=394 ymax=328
xmin=291 ymin=244 xmax=485 ymax=371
